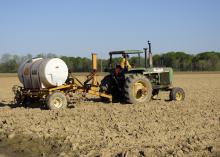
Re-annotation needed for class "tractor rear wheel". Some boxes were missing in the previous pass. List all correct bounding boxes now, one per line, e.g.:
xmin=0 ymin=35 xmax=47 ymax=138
xmin=99 ymin=75 xmax=111 ymax=93
xmin=47 ymin=92 xmax=67 ymax=109
xmin=169 ymin=87 xmax=185 ymax=101
xmin=100 ymin=74 xmax=122 ymax=102
xmin=124 ymin=74 xmax=152 ymax=104
xmin=99 ymin=75 xmax=112 ymax=102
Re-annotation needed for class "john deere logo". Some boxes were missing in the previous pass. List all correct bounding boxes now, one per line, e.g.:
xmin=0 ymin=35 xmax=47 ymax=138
xmin=23 ymin=68 xmax=29 ymax=75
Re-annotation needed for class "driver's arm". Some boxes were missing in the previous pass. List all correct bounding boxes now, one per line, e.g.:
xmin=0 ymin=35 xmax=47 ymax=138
xmin=126 ymin=60 xmax=132 ymax=69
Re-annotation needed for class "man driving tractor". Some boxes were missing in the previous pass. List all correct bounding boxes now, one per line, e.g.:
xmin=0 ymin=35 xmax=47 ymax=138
xmin=119 ymin=53 xmax=131 ymax=69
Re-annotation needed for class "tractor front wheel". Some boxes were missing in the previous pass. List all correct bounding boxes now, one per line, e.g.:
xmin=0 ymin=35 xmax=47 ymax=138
xmin=47 ymin=92 xmax=67 ymax=109
xmin=124 ymin=74 xmax=152 ymax=104
xmin=169 ymin=87 xmax=185 ymax=101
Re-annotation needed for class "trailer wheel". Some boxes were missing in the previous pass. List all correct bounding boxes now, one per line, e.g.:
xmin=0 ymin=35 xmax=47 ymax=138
xmin=170 ymin=87 xmax=185 ymax=101
xmin=47 ymin=92 xmax=67 ymax=109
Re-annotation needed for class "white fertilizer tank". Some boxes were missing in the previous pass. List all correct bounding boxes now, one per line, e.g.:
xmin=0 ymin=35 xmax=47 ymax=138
xmin=18 ymin=58 xmax=68 ymax=89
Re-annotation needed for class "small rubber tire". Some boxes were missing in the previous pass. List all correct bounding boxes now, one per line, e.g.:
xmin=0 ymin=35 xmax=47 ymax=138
xmin=47 ymin=92 xmax=67 ymax=109
xmin=124 ymin=74 xmax=152 ymax=104
xmin=169 ymin=87 xmax=185 ymax=101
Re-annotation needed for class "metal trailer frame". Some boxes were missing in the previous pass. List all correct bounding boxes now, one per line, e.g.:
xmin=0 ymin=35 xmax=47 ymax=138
xmin=13 ymin=54 xmax=112 ymax=109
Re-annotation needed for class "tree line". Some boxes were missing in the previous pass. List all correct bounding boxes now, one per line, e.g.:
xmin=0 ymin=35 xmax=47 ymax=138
xmin=0 ymin=51 xmax=220 ymax=73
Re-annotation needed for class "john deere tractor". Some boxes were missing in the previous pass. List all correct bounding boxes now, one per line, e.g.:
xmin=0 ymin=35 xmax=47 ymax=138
xmin=100 ymin=41 xmax=185 ymax=103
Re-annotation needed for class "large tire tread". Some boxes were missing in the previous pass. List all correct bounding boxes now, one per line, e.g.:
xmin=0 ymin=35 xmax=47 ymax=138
xmin=124 ymin=74 xmax=152 ymax=104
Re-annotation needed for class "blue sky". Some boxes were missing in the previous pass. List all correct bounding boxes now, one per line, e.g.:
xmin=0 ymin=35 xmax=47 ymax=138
xmin=0 ymin=0 xmax=219 ymax=58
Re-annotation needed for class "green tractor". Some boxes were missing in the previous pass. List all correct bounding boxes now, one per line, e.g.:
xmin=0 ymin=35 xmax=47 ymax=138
xmin=100 ymin=41 xmax=185 ymax=103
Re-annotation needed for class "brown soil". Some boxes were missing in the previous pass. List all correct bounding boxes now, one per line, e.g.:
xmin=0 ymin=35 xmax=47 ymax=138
xmin=0 ymin=73 xmax=219 ymax=157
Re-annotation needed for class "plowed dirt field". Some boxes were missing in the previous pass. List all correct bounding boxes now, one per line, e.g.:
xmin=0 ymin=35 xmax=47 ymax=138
xmin=0 ymin=73 xmax=219 ymax=157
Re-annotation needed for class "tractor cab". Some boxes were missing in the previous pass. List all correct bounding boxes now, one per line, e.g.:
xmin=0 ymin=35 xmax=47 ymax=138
xmin=108 ymin=50 xmax=144 ymax=71
xmin=106 ymin=41 xmax=154 ymax=74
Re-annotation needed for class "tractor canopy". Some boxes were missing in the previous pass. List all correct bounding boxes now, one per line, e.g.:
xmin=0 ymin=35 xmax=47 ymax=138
xmin=109 ymin=50 xmax=143 ymax=55
xmin=107 ymin=50 xmax=145 ymax=70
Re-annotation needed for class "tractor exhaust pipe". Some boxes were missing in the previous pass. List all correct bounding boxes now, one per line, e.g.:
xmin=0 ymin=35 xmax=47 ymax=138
xmin=143 ymin=48 xmax=148 ymax=68
xmin=148 ymin=41 xmax=153 ymax=68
